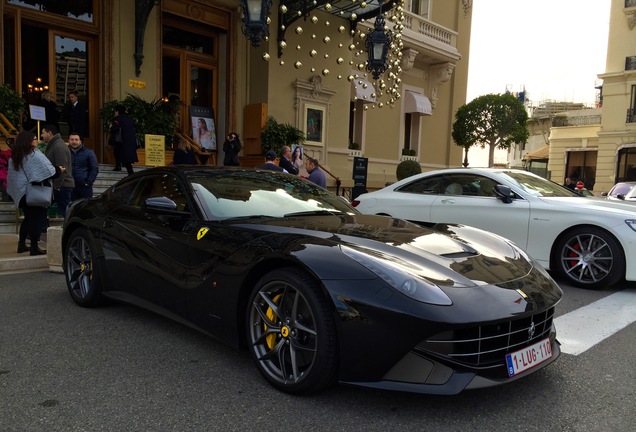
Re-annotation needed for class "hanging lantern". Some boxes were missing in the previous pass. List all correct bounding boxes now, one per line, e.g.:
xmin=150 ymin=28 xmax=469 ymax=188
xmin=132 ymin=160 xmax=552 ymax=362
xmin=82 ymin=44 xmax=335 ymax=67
xmin=240 ymin=0 xmax=272 ymax=48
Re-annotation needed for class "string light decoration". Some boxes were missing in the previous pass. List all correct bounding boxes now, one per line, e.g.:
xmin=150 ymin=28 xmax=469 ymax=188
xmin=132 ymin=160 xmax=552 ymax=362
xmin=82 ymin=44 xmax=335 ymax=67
xmin=244 ymin=0 xmax=406 ymax=109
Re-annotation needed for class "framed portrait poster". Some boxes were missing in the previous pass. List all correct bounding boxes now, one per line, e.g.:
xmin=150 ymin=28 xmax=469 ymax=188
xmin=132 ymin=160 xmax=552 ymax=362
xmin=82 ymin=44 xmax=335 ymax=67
xmin=190 ymin=105 xmax=217 ymax=151
xmin=304 ymin=105 xmax=325 ymax=146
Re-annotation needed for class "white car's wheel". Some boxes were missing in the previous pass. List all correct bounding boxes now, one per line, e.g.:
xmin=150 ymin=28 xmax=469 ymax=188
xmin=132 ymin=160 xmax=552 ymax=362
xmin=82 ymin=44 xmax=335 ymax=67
xmin=554 ymin=227 xmax=624 ymax=290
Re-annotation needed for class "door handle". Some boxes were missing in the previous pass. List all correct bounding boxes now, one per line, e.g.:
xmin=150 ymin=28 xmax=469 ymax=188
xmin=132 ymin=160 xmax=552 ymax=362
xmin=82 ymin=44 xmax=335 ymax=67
xmin=440 ymin=199 xmax=456 ymax=204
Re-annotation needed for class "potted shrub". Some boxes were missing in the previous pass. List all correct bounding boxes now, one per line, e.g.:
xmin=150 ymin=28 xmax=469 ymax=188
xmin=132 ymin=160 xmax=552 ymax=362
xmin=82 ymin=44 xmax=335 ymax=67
xmin=260 ymin=116 xmax=305 ymax=156
xmin=396 ymin=159 xmax=422 ymax=181
xmin=100 ymin=94 xmax=177 ymax=150
xmin=401 ymin=148 xmax=417 ymax=156
xmin=0 ymin=84 xmax=23 ymax=138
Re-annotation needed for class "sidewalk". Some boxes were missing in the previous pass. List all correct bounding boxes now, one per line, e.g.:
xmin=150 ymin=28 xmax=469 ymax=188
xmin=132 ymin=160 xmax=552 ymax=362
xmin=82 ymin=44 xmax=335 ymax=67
xmin=0 ymin=233 xmax=49 ymax=274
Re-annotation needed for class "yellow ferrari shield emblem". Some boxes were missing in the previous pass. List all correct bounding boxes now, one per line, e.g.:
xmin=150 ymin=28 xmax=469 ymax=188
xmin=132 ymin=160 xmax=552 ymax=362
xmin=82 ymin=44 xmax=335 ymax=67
xmin=197 ymin=228 xmax=209 ymax=240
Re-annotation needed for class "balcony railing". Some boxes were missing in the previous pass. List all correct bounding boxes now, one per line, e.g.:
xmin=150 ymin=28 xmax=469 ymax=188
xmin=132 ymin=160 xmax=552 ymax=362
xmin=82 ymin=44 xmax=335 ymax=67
xmin=626 ymin=56 xmax=636 ymax=71
xmin=626 ymin=109 xmax=636 ymax=123
xmin=626 ymin=0 xmax=636 ymax=8
xmin=552 ymin=115 xmax=602 ymax=127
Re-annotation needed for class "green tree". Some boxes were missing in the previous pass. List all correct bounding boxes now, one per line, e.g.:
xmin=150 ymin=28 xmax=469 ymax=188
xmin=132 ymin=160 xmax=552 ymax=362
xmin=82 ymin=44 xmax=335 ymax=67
xmin=452 ymin=93 xmax=529 ymax=167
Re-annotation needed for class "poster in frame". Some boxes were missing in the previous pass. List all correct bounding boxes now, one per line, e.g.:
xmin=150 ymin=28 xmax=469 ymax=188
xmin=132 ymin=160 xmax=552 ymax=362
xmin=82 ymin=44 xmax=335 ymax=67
xmin=304 ymin=104 xmax=325 ymax=146
xmin=190 ymin=105 xmax=217 ymax=151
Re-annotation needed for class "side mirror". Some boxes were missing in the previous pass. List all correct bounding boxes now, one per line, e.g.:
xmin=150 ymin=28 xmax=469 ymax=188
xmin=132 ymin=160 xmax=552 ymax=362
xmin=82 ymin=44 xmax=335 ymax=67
xmin=145 ymin=196 xmax=178 ymax=211
xmin=143 ymin=196 xmax=191 ymax=217
xmin=492 ymin=184 xmax=513 ymax=204
xmin=601 ymin=192 xmax=608 ymax=197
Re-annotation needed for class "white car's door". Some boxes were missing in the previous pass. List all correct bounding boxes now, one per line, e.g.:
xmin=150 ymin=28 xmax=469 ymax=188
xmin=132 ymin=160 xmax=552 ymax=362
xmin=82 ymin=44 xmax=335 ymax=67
xmin=428 ymin=174 xmax=532 ymax=249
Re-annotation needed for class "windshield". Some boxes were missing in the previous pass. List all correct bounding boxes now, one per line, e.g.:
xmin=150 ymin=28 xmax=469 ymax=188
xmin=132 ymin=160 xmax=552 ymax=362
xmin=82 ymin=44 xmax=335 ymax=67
xmin=610 ymin=183 xmax=636 ymax=196
xmin=499 ymin=171 xmax=582 ymax=197
xmin=188 ymin=170 xmax=356 ymax=220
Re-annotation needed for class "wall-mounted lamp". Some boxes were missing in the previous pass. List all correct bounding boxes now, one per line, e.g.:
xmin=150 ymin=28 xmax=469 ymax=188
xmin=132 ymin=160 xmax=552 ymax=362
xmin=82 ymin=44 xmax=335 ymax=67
xmin=365 ymin=12 xmax=392 ymax=80
xmin=240 ymin=0 xmax=272 ymax=48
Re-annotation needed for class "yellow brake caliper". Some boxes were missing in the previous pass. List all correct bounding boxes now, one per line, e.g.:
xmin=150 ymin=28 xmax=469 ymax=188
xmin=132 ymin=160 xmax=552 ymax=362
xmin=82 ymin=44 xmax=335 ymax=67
xmin=265 ymin=294 xmax=282 ymax=349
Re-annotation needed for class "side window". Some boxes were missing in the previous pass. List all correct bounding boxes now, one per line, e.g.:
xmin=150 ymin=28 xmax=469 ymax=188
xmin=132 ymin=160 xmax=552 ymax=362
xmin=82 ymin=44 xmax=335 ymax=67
xmin=442 ymin=175 xmax=497 ymax=197
xmin=397 ymin=176 xmax=441 ymax=194
xmin=111 ymin=178 xmax=142 ymax=204
xmin=130 ymin=174 xmax=188 ymax=211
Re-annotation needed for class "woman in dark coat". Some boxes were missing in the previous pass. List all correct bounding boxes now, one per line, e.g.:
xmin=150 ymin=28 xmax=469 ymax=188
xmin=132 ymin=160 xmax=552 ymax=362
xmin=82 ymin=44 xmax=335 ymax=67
xmin=110 ymin=105 xmax=138 ymax=175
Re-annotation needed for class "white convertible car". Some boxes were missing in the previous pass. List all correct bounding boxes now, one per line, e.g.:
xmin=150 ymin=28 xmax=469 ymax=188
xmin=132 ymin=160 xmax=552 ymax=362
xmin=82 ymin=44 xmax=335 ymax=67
xmin=352 ymin=168 xmax=636 ymax=290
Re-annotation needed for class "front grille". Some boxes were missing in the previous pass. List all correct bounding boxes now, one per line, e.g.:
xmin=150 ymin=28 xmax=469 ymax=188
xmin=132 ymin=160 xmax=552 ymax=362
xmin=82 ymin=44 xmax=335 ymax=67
xmin=417 ymin=308 xmax=555 ymax=367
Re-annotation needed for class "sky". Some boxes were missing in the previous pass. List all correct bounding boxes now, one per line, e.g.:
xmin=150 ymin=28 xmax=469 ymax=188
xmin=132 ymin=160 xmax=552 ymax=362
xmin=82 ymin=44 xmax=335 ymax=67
xmin=466 ymin=0 xmax=611 ymax=107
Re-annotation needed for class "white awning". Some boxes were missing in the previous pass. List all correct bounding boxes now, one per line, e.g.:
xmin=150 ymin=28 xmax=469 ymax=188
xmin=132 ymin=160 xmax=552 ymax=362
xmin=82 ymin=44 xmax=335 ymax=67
xmin=523 ymin=145 xmax=550 ymax=160
xmin=351 ymin=75 xmax=376 ymax=103
xmin=404 ymin=91 xmax=432 ymax=115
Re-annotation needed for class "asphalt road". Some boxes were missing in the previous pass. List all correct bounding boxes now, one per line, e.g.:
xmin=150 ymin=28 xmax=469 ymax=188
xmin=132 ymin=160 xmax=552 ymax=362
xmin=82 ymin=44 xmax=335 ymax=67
xmin=1 ymin=271 xmax=634 ymax=432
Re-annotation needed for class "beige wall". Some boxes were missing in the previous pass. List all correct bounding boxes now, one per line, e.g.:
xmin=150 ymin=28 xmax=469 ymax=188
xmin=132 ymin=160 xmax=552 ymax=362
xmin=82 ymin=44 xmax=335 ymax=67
xmin=110 ymin=1 xmax=160 ymax=102
xmin=244 ymin=4 xmax=471 ymax=189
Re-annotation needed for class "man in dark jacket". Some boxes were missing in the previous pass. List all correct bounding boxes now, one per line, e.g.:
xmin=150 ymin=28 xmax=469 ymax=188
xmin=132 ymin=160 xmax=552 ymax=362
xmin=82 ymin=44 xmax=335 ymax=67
xmin=111 ymin=105 xmax=138 ymax=175
xmin=61 ymin=91 xmax=88 ymax=138
xmin=42 ymin=124 xmax=75 ymax=217
xmin=256 ymin=150 xmax=287 ymax=172
xmin=278 ymin=146 xmax=299 ymax=175
xmin=69 ymin=132 xmax=98 ymax=200
xmin=305 ymin=156 xmax=327 ymax=188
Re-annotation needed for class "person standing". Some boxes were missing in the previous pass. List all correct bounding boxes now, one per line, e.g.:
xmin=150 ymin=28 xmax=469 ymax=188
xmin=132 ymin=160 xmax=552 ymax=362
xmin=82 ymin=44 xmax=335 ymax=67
xmin=223 ymin=132 xmax=242 ymax=166
xmin=173 ymin=137 xmax=197 ymax=165
xmin=111 ymin=105 xmax=138 ymax=175
xmin=305 ymin=156 xmax=327 ymax=188
xmin=69 ymin=132 xmax=98 ymax=200
xmin=256 ymin=150 xmax=287 ymax=172
xmin=61 ymin=90 xmax=88 ymax=138
xmin=278 ymin=146 xmax=299 ymax=175
xmin=41 ymin=124 xmax=74 ymax=217
xmin=564 ymin=178 xmax=575 ymax=190
xmin=39 ymin=91 xmax=60 ymax=130
xmin=6 ymin=131 xmax=60 ymax=255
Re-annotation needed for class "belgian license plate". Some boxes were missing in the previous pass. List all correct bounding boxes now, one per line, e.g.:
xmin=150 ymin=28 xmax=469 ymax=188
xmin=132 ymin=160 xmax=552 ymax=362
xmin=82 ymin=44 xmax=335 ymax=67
xmin=506 ymin=338 xmax=552 ymax=377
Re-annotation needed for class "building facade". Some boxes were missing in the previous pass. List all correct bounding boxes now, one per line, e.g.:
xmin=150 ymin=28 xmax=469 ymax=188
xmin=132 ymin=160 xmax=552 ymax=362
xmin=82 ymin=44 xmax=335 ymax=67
xmin=1 ymin=0 xmax=472 ymax=192
xmin=541 ymin=0 xmax=636 ymax=193
xmin=594 ymin=0 xmax=636 ymax=191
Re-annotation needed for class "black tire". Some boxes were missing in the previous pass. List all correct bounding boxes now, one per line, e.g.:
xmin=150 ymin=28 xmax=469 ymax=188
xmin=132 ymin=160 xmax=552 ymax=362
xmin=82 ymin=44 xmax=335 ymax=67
xmin=64 ymin=228 xmax=105 ymax=307
xmin=246 ymin=268 xmax=338 ymax=394
xmin=553 ymin=226 xmax=624 ymax=290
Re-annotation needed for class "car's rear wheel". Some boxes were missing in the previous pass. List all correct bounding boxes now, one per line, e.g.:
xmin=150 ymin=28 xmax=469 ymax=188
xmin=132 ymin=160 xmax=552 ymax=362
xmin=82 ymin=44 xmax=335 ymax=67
xmin=64 ymin=228 xmax=104 ymax=307
xmin=553 ymin=227 xmax=624 ymax=290
xmin=246 ymin=268 xmax=337 ymax=394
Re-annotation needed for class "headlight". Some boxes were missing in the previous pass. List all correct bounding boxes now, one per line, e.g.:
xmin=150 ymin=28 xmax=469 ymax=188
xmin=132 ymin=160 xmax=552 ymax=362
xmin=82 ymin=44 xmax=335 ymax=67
xmin=626 ymin=219 xmax=636 ymax=232
xmin=341 ymin=246 xmax=452 ymax=306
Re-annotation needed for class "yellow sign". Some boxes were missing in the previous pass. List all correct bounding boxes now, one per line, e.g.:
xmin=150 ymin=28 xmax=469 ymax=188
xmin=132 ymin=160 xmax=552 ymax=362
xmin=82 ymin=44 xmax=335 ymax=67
xmin=144 ymin=134 xmax=165 ymax=166
xmin=128 ymin=79 xmax=146 ymax=89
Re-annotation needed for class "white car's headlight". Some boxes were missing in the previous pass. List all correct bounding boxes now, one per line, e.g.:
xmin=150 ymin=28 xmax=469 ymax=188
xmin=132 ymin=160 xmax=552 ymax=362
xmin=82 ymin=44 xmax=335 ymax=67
xmin=626 ymin=219 xmax=636 ymax=232
xmin=341 ymin=246 xmax=452 ymax=306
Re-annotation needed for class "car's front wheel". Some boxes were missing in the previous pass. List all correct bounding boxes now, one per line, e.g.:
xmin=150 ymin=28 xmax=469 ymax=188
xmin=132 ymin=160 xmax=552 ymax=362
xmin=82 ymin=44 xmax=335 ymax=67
xmin=553 ymin=227 xmax=624 ymax=290
xmin=246 ymin=268 xmax=338 ymax=394
xmin=64 ymin=228 xmax=105 ymax=307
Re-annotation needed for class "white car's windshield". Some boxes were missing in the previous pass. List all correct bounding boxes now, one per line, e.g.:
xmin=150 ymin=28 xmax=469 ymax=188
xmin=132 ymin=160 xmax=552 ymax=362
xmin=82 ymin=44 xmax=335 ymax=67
xmin=500 ymin=171 xmax=582 ymax=197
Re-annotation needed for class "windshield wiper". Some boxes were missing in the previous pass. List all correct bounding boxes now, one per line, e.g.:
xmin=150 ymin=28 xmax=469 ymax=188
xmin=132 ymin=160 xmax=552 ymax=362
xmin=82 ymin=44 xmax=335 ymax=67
xmin=283 ymin=210 xmax=345 ymax=217
xmin=221 ymin=215 xmax=274 ymax=222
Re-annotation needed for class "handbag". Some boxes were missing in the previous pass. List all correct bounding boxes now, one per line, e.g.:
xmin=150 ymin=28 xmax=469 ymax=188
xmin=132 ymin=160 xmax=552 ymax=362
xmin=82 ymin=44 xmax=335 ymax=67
xmin=109 ymin=128 xmax=122 ymax=146
xmin=25 ymin=171 xmax=53 ymax=208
